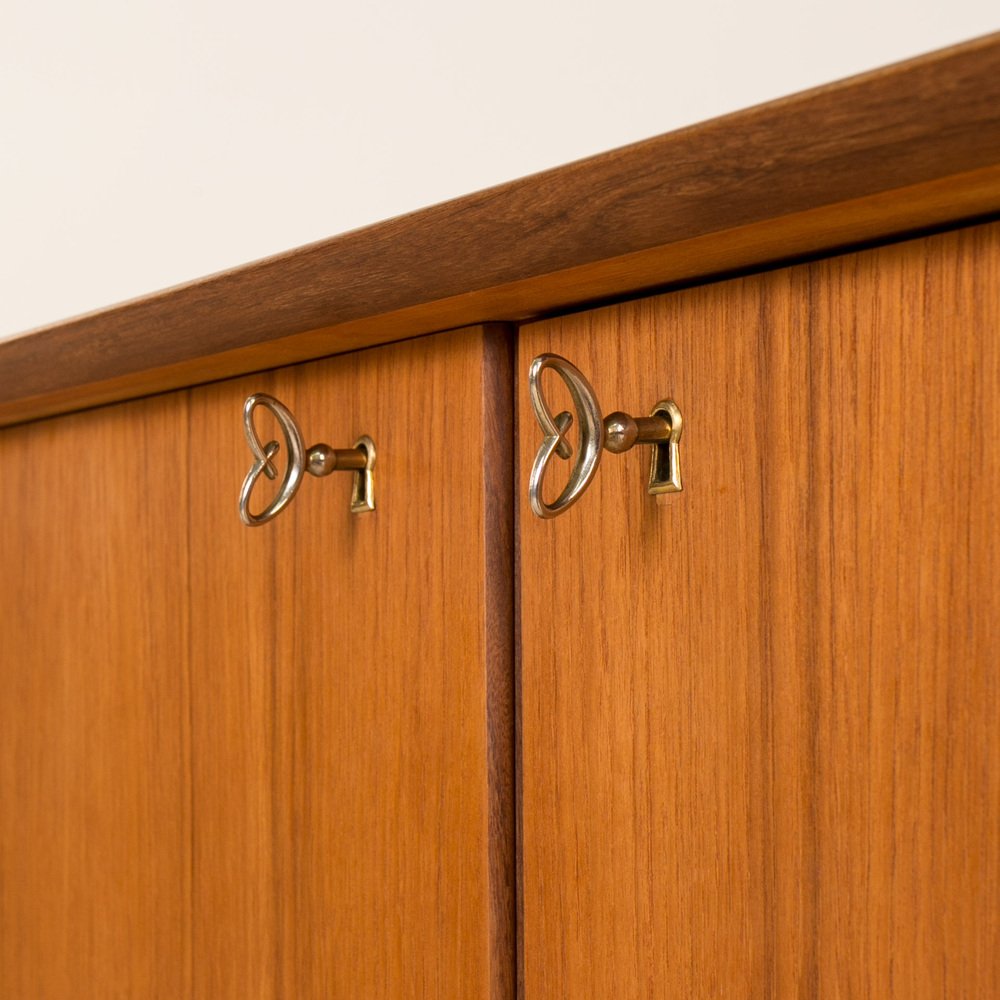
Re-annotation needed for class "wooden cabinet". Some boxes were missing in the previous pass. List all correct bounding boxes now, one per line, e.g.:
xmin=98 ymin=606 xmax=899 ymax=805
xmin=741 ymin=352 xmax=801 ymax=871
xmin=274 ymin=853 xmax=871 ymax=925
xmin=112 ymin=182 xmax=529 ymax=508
xmin=2 ymin=34 xmax=1000 ymax=1000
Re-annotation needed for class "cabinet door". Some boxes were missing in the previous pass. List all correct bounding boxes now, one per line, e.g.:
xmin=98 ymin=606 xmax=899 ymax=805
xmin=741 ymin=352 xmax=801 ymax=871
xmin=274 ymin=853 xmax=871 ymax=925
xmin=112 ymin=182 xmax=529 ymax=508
xmin=188 ymin=325 xmax=515 ymax=999
xmin=0 ymin=325 xmax=515 ymax=999
xmin=518 ymin=224 xmax=1000 ymax=997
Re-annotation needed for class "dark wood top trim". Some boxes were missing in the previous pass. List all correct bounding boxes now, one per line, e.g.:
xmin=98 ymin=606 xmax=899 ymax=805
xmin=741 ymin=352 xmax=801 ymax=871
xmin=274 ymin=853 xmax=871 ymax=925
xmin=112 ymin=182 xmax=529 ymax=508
xmin=4 ymin=32 xmax=1000 ymax=426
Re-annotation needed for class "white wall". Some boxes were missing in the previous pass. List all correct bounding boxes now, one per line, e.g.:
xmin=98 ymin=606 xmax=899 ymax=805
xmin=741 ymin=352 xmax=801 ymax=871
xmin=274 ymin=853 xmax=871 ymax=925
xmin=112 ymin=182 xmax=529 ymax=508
xmin=1 ymin=2 xmax=997 ymax=341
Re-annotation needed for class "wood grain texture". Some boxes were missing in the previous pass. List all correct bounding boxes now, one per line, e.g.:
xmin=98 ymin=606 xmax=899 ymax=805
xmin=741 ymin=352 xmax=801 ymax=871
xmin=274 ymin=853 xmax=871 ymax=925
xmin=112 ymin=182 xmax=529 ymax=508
xmin=0 ymin=395 xmax=192 ymax=997
xmin=4 ymin=34 xmax=1000 ymax=427
xmin=187 ymin=368 xmax=281 ymax=998
xmin=0 ymin=324 xmax=515 ymax=998
xmin=518 ymin=221 xmax=1000 ymax=997
xmin=187 ymin=325 xmax=515 ymax=998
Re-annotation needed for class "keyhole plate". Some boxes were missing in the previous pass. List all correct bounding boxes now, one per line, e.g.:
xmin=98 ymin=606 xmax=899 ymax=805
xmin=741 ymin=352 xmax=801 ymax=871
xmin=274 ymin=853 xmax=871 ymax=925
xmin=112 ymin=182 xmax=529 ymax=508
xmin=648 ymin=399 xmax=683 ymax=495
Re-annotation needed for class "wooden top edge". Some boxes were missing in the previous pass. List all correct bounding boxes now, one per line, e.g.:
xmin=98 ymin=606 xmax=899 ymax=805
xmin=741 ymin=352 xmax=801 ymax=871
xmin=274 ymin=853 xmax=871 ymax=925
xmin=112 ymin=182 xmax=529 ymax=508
xmin=3 ymin=31 xmax=1000 ymax=425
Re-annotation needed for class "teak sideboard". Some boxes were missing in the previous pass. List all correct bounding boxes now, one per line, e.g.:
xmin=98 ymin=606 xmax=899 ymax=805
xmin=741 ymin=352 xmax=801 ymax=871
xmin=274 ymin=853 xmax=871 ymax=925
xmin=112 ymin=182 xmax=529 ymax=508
xmin=2 ymin=34 xmax=998 ymax=999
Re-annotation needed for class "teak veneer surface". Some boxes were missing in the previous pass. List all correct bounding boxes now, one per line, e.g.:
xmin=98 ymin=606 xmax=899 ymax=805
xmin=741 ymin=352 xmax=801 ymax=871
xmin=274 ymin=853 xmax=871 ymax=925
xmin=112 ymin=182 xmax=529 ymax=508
xmin=0 ymin=326 xmax=516 ymax=1000
xmin=3 ymin=33 xmax=1000 ymax=426
xmin=0 ymin=395 xmax=192 ymax=997
xmin=518 ymin=221 xmax=1000 ymax=997
xmin=188 ymin=325 xmax=514 ymax=1000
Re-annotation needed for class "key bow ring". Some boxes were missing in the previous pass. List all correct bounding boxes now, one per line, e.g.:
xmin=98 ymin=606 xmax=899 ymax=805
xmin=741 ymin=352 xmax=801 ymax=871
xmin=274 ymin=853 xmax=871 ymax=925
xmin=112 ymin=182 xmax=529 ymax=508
xmin=527 ymin=353 xmax=683 ymax=519
xmin=239 ymin=393 xmax=376 ymax=526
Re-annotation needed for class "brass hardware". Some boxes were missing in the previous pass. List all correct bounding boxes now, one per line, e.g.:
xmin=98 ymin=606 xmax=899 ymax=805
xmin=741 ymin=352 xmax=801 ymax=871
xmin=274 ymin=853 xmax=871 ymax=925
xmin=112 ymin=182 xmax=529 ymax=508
xmin=528 ymin=354 xmax=604 ymax=519
xmin=646 ymin=400 xmax=683 ymax=495
xmin=239 ymin=394 xmax=305 ymax=526
xmin=346 ymin=435 xmax=377 ymax=515
xmin=239 ymin=393 xmax=375 ymax=526
xmin=527 ymin=353 xmax=683 ymax=518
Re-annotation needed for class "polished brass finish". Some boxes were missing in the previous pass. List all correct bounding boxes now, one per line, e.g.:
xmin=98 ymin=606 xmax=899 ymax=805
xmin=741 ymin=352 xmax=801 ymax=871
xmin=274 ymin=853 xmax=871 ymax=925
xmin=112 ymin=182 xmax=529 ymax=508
xmin=646 ymin=400 xmax=683 ymax=495
xmin=348 ymin=435 xmax=377 ymax=514
xmin=602 ymin=412 xmax=671 ymax=453
xmin=240 ymin=393 xmax=307 ymax=527
xmin=528 ymin=354 xmax=605 ymax=519
xmin=239 ymin=392 xmax=376 ymax=525
xmin=306 ymin=444 xmax=369 ymax=476
xmin=528 ymin=353 xmax=684 ymax=518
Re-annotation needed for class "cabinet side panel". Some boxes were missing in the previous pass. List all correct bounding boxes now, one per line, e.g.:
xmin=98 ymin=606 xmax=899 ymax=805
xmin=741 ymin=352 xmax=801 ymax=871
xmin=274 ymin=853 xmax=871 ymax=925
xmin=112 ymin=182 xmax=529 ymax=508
xmin=0 ymin=396 xmax=192 ymax=998
xmin=518 ymin=221 xmax=1000 ymax=997
xmin=188 ymin=326 xmax=516 ymax=999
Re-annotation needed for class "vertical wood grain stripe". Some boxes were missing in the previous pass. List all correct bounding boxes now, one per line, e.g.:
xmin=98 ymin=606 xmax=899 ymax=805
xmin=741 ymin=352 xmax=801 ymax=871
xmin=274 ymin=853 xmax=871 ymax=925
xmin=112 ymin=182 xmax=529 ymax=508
xmin=0 ymin=394 xmax=193 ymax=997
